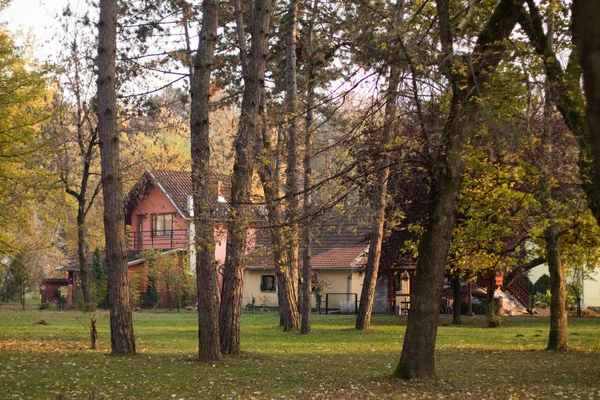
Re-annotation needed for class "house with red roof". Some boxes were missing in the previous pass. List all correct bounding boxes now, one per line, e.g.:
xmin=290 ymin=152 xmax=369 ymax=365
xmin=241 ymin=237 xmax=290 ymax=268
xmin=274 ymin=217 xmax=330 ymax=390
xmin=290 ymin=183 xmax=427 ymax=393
xmin=38 ymin=168 xmax=405 ymax=312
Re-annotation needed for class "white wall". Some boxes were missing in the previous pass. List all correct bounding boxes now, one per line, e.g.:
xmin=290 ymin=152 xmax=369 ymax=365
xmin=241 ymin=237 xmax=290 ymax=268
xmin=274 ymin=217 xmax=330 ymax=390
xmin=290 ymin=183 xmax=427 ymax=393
xmin=529 ymin=264 xmax=600 ymax=307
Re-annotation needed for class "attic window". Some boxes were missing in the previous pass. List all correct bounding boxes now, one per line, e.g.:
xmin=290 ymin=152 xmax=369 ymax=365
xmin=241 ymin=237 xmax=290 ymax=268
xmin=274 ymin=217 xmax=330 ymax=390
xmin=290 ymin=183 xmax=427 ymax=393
xmin=152 ymin=213 xmax=173 ymax=237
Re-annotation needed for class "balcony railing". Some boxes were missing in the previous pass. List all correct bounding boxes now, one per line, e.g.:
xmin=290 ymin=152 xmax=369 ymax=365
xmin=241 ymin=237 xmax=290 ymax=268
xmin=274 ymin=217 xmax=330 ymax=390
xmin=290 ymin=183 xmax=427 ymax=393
xmin=127 ymin=229 xmax=189 ymax=250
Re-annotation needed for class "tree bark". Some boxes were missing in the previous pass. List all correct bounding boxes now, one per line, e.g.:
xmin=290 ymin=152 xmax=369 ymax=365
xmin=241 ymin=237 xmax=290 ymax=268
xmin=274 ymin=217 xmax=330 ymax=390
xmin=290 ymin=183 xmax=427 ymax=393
xmin=190 ymin=0 xmax=221 ymax=361
xmin=97 ymin=0 xmax=136 ymax=355
xmin=255 ymin=156 xmax=300 ymax=331
xmin=300 ymin=0 xmax=320 ymax=335
xmin=356 ymin=0 xmax=403 ymax=332
xmin=395 ymin=0 xmax=524 ymax=379
xmin=545 ymin=227 xmax=568 ymax=350
xmin=283 ymin=0 xmax=300 ymax=331
xmin=232 ymin=0 xmax=299 ymax=331
xmin=573 ymin=0 xmax=600 ymax=225
xmin=220 ymin=0 xmax=272 ymax=355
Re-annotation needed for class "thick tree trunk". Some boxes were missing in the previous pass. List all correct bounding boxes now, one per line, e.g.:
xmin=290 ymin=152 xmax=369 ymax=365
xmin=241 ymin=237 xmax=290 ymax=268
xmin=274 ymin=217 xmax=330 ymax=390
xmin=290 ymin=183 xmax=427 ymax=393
xmin=220 ymin=0 xmax=272 ymax=355
xmin=395 ymin=0 xmax=524 ymax=379
xmin=97 ymin=0 xmax=135 ymax=355
xmin=190 ymin=0 xmax=220 ymax=362
xmin=452 ymin=275 xmax=461 ymax=325
xmin=539 ymin=19 xmax=568 ymax=349
xmin=545 ymin=228 xmax=568 ymax=350
xmin=573 ymin=0 xmax=600 ymax=225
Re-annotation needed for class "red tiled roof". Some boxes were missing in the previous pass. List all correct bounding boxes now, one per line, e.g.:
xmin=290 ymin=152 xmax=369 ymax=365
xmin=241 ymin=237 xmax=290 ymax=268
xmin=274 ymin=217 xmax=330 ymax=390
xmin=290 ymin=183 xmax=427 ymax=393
xmin=246 ymin=218 xmax=371 ymax=271
xmin=246 ymin=245 xmax=368 ymax=270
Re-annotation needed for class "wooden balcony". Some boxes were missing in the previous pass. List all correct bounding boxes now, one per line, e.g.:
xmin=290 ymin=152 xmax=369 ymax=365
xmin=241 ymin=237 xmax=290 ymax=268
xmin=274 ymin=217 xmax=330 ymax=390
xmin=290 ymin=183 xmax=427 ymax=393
xmin=128 ymin=229 xmax=189 ymax=250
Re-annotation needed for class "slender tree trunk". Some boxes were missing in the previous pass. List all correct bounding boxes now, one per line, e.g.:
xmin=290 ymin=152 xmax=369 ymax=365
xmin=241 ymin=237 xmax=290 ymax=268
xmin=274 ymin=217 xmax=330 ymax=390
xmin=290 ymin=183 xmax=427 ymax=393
xmin=355 ymin=66 xmax=396 ymax=330
xmin=255 ymin=158 xmax=300 ymax=331
xmin=220 ymin=0 xmax=272 ymax=355
xmin=300 ymin=0 xmax=319 ymax=335
xmin=253 ymin=0 xmax=299 ymax=332
xmin=232 ymin=0 xmax=298 ymax=330
xmin=191 ymin=0 xmax=221 ymax=362
xmin=395 ymin=0 xmax=524 ymax=379
xmin=97 ymin=0 xmax=136 ymax=355
xmin=452 ymin=275 xmax=461 ymax=325
xmin=77 ymin=210 xmax=92 ymax=309
xmin=283 ymin=0 xmax=300 ymax=331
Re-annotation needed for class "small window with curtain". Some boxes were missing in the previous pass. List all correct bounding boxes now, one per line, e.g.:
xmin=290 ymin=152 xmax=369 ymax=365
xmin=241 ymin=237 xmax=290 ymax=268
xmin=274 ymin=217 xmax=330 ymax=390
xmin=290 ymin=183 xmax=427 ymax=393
xmin=260 ymin=275 xmax=276 ymax=292
xmin=152 ymin=213 xmax=173 ymax=237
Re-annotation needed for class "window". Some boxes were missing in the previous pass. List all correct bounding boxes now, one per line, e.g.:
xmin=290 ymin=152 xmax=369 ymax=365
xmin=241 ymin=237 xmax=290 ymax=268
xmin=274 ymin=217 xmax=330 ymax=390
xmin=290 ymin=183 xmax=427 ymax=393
xmin=152 ymin=213 xmax=173 ymax=237
xmin=260 ymin=275 xmax=276 ymax=292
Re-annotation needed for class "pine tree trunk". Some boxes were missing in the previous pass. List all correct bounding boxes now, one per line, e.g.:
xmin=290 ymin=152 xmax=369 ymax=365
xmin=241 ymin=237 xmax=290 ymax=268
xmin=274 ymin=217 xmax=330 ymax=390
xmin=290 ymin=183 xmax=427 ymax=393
xmin=283 ymin=0 xmax=300 ymax=328
xmin=190 ymin=0 xmax=221 ymax=362
xmin=300 ymin=0 xmax=319 ymax=336
xmin=300 ymin=85 xmax=314 ymax=334
xmin=220 ymin=0 xmax=272 ymax=355
xmin=97 ymin=0 xmax=136 ymax=356
xmin=255 ymin=162 xmax=299 ymax=331
xmin=395 ymin=0 xmax=524 ymax=379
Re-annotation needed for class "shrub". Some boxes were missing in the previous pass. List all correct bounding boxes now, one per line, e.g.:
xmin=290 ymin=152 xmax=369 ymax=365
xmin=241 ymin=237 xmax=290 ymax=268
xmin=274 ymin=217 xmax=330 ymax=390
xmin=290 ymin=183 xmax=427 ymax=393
xmin=533 ymin=274 xmax=551 ymax=295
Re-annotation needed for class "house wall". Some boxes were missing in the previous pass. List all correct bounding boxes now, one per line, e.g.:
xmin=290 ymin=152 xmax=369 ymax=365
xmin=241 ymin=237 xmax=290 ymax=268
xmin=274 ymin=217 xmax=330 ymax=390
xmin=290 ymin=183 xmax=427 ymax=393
xmin=529 ymin=264 xmax=600 ymax=307
xmin=127 ymin=253 xmax=190 ymax=309
xmin=128 ymin=186 xmax=231 ymax=264
xmin=130 ymin=185 xmax=189 ymax=249
xmin=243 ymin=269 xmax=365 ymax=311
xmin=243 ymin=270 xmax=279 ymax=307
xmin=583 ymin=275 xmax=600 ymax=307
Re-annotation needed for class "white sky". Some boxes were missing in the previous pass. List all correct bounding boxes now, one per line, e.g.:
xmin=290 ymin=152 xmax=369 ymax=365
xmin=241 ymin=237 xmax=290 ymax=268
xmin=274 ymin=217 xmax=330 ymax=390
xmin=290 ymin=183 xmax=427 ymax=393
xmin=2 ymin=0 xmax=71 ymax=59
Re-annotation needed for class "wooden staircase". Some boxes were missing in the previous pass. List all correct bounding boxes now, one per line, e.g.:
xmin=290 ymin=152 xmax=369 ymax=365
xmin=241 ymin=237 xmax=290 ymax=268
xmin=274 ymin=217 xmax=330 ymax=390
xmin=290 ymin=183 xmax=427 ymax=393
xmin=505 ymin=280 xmax=533 ymax=313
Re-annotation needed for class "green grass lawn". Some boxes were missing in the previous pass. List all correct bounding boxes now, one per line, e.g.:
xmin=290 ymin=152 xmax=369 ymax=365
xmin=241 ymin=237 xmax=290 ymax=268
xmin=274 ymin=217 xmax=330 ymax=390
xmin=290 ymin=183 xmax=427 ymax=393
xmin=0 ymin=308 xmax=599 ymax=399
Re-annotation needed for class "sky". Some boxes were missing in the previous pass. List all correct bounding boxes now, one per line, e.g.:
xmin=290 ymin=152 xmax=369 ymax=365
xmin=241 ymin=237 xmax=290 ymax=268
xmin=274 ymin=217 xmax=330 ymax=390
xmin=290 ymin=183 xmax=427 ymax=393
xmin=2 ymin=0 xmax=71 ymax=59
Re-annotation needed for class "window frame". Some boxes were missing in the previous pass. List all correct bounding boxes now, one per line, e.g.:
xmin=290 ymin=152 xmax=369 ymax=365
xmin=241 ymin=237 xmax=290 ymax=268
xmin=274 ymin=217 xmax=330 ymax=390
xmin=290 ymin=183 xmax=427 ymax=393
xmin=151 ymin=213 xmax=174 ymax=237
xmin=260 ymin=275 xmax=276 ymax=292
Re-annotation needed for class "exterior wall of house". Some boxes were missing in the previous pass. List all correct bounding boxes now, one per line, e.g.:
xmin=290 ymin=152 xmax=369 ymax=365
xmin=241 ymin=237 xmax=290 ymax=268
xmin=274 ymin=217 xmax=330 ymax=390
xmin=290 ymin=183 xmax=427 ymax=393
xmin=215 ymin=224 xmax=228 ymax=264
xmin=243 ymin=269 xmax=365 ymax=311
xmin=128 ymin=186 xmax=232 ymax=265
xmin=583 ymin=274 xmax=600 ymax=307
xmin=130 ymin=185 xmax=189 ymax=249
xmin=243 ymin=270 xmax=279 ymax=307
xmin=529 ymin=264 xmax=600 ymax=307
